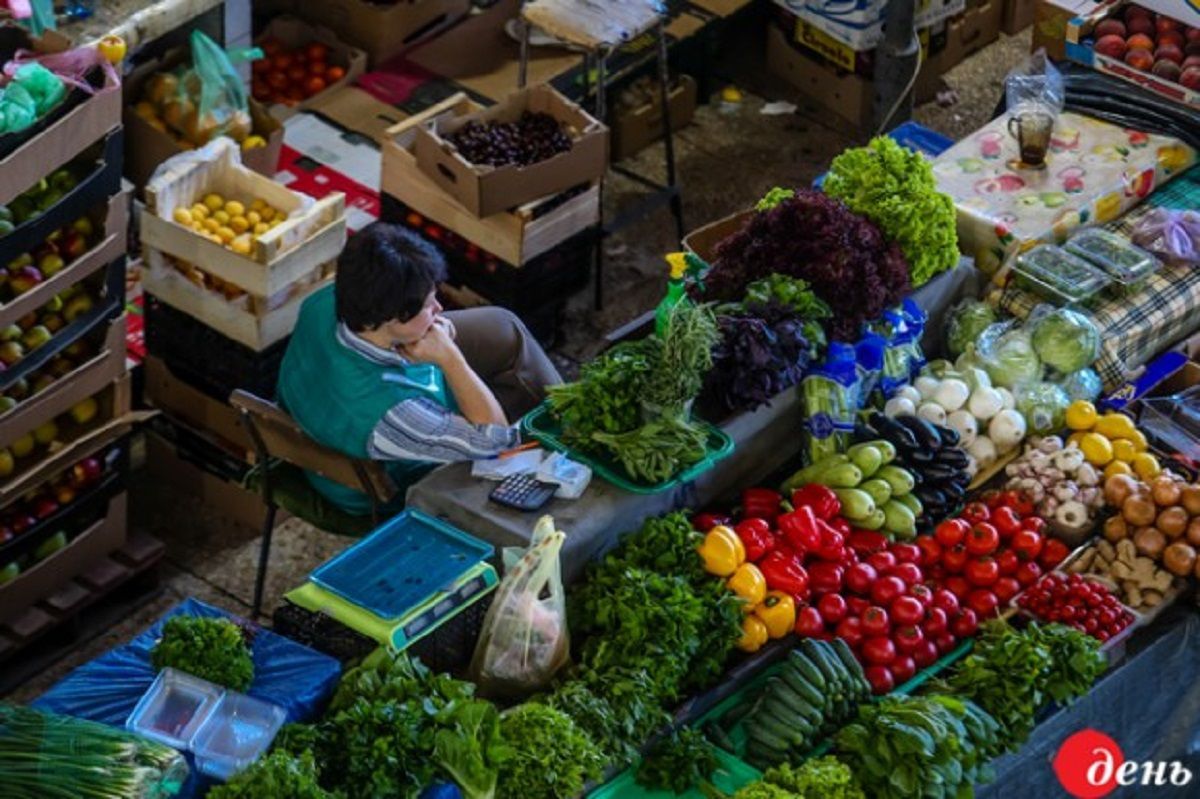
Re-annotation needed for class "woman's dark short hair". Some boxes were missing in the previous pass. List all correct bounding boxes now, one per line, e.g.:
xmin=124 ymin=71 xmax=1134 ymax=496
xmin=335 ymin=222 xmax=448 ymax=331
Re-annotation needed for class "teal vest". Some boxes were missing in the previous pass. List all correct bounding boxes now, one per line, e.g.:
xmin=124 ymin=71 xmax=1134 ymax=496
xmin=277 ymin=284 xmax=456 ymax=515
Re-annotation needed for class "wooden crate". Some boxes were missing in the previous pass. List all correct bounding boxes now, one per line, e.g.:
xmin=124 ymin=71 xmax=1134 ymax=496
xmin=382 ymin=95 xmax=600 ymax=266
xmin=140 ymin=138 xmax=347 ymax=298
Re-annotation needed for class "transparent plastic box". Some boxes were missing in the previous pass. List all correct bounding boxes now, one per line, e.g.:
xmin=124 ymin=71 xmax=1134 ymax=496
xmin=1012 ymin=244 xmax=1110 ymax=307
xmin=126 ymin=668 xmax=224 ymax=751
xmin=191 ymin=692 xmax=288 ymax=781
xmin=1064 ymin=229 xmax=1161 ymax=296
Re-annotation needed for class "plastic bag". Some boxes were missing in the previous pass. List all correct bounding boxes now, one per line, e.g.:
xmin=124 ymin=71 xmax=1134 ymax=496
xmin=945 ymin=299 xmax=998 ymax=358
xmin=801 ymin=342 xmax=858 ymax=465
xmin=471 ymin=516 xmax=570 ymax=698
xmin=974 ymin=320 xmax=1043 ymax=389
xmin=146 ymin=31 xmax=257 ymax=146
xmin=1057 ymin=368 xmax=1103 ymax=402
xmin=1015 ymin=381 xmax=1070 ymax=435
xmin=1132 ymin=208 xmax=1200 ymax=265
xmin=1028 ymin=305 xmax=1100 ymax=375
xmin=1005 ymin=49 xmax=1064 ymax=116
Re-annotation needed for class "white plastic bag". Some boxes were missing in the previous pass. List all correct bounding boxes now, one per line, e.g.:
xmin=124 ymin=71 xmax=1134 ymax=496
xmin=470 ymin=515 xmax=569 ymax=698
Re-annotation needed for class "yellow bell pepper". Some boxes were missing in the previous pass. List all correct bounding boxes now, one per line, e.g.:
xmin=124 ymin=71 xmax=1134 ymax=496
xmin=727 ymin=563 xmax=767 ymax=610
xmin=755 ymin=591 xmax=797 ymax=639
xmin=697 ymin=525 xmax=745 ymax=577
xmin=737 ymin=615 xmax=769 ymax=653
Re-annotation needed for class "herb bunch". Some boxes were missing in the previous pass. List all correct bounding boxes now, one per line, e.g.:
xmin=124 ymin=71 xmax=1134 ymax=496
xmin=150 ymin=616 xmax=254 ymax=692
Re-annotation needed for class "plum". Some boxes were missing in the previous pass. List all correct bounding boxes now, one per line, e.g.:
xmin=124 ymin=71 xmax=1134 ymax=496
xmin=1095 ymin=18 xmax=1126 ymax=38
xmin=1182 ymin=65 xmax=1200 ymax=90
xmin=1127 ymin=15 xmax=1156 ymax=37
xmin=1095 ymin=34 xmax=1127 ymax=59
xmin=1155 ymin=43 xmax=1184 ymax=63
xmin=1152 ymin=59 xmax=1182 ymax=81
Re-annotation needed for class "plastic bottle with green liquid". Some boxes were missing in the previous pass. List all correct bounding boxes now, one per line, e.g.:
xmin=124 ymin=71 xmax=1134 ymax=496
xmin=655 ymin=252 xmax=706 ymax=336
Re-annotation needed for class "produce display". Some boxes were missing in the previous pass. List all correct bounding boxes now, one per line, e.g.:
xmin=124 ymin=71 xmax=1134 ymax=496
xmin=251 ymin=39 xmax=346 ymax=107
xmin=636 ymin=728 xmax=719 ymax=793
xmin=149 ymin=616 xmax=255 ymax=691
xmin=1003 ymin=436 xmax=1105 ymax=539
xmin=1064 ymin=228 xmax=1162 ymax=295
xmin=731 ymin=757 xmax=865 ymax=799
xmin=1015 ymin=572 xmax=1136 ymax=642
xmin=0 ymin=392 xmax=106 ymax=482
xmin=171 ymin=193 xmax=287 ymax=254
xmin=0 ymin=165 xmax=88 ymax=231
xmin=0 ymin=285 xmax=97 ymax=377
xmin=782 ymin=442 xmax=919 ymax=538
xmin=133 ymin=68 xmax=265 ymax=151
xmin=1012 ymin=245 xmax=1110 ymax=307
xmin=0 ymin=63 xmax=66 ymax=138
xmin=1065 ymin=538 xmax=1181 ymax=612
xmin=1090 ymin=4 xmax=1200 ymax=90
xmin=2 ymin=218 xmax=100 ymax=304
xmin=1100 ymin=469 xmax=1200 ymax=580
xmin=865 ymin=413 xmax=969 ymax=530
xmin=1064 ymin=401 xmax=1160 ymax=479
xmin=497 ymin=704 xmax=603 ymax=799
xmin=208 ymin=750 xmax=332 ymax=799
xmin=447 ymin=112 xmax=573 ymax=168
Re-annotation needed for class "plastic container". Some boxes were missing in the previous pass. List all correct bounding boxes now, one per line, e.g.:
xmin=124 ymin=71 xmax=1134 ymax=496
xmin=126 ymin=668 xmax=224 ymax=751
xmin=1012 ymin=245 xmax=1110 ymax=307
xmin=191 ymin=692 xmax=288 ymax=780
xmin=1064 ymin=229 xmax=1161 ymax=296
xmin=1137 ymin=386 xmax=1200 ymax=463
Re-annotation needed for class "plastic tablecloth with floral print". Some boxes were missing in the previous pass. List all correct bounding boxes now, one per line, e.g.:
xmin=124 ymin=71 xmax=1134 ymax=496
xmin=931 ymin=112 xmax=1196 ymax=276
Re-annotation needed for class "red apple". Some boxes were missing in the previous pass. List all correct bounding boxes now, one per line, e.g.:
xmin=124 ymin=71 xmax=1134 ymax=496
xmin=1155 ymin=43 xmax=1184 ymax=63
xmin=1126 ymin=48 xmax=1155 ymax=70
xmin=33 ymin=497 xmax=58 ymax=520
xmin=61 ymin=232 xmax=88 ymax=260
xmin=1181 ymin=65 xmax=1200 ymax=89
xmin=1095 ymin=18 xmax=1126 ymax=38
xmin=0 ymin=526 xmax=13 ymax=543
xmin=10 ymin=514 xmax=37 ymax=534
xmin=1095 ymin=34 xmax=1128 ymax=58
xmin=9 ymin=266 xmax=43 ymax=295
xmin=79 ymin=457 xmax=103 ymax=483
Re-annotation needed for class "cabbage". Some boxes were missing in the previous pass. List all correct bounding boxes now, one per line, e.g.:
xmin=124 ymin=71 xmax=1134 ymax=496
xmin=946 ymin=300 xmax=997 ymax=358
xmin=1057 ymin=368 xmax=1103 ymax=402
xmin=1030 ymin=308 xmax=1100 ymax=374
xmin=1015 ymin=382 xmax=1070 ymax=435
xmin=976 ymin=322 xmax=1043 ymax=389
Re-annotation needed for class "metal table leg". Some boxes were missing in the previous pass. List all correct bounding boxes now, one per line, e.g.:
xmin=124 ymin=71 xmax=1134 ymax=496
xmin=657 ymin=22 xmax=684 ymax=244
xmin=594 ymin=51 xmax=609 ymax=311
xmin=518 ymin=19 xmax=530 ymax=88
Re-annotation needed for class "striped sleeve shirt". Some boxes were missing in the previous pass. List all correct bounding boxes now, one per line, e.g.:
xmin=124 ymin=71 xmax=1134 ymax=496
xmin=337 ymin=323 xmax=520 ymax=463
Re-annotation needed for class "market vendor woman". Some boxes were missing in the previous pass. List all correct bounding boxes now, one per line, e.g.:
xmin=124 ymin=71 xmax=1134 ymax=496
xmin=277 ymin=222 xmax=562 ymax=514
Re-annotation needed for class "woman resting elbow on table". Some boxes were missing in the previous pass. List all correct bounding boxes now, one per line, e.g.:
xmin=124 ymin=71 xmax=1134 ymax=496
xmin=276 ymin=222 xmax=562 ymax=516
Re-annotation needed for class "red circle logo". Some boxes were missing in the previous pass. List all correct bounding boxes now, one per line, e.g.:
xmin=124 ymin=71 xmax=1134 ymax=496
xmin=1054 ymin=729 xmax=1125 ymax=798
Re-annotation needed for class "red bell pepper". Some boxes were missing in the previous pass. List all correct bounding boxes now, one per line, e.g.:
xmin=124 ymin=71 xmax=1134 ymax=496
xmin=847 ymin=529 xmax=889 ymax=556
xmin=816 ymin=522 xmax=846 ymax=562
xmin=790 ymin=484 xmax=841 ymax=521
xmin=735 ymin=519 xmax=775 ymax=562
xmin=741 ymin=487 xmax=782 ymax=523
xmin=828 ymin=517 xmax=852 ymax=536
xmin=777 ymin=506 xmax=822 ymax=554
xmin=691 ymin=512 xmax=731 ymax=533
xmin=758 ymin=550 xmax=809 ymax=600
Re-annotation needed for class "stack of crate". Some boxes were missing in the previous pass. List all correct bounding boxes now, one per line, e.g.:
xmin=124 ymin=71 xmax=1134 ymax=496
xmin=138 ymin=137 xmax=347 ymax=529
xmin=0 ymin=29 xmax=160 ymax=668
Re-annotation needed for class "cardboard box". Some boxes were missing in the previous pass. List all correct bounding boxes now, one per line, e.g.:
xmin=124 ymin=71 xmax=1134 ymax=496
xmin=683 ymin=208 xmax=753 ymax=263
xmin=1067 ymin=2 xmax=1200 ymax=111
xmin=302 ymin=85 xmax=406 ymax=146
xmin=277 ymin=112 xmax=383 ymax=233
xmin=1131 ymin=0 xmax=1200 ymax=27
xmin=383 ymin=95 xmax=601 ymax=265
xmin=774 ymin=0 xmax=966 ymax=50
xmin=1033 ymin=0 xmax=1099 ymax=61
xmin=612 ymin=75 xmax=698 ymax=161
xmin=255 ymin=16 xmax=368 ymax=121
xmin=142 ymin=355 xmax=252 ymax=454
xmin=0 ymin=33 xmax=121 ymax=208
xmin=0 ymin=491 xmax=127 ymax=625
xmin=941 ymin=0 xmax=1004 ymax=67
xmin=283 ymin=0 xmax=469 ymax=67
xmin=767 ymin=25 xmax=874 ymax=129
xmin=413 ymin=84 xmax=607 ymax=218
xmin=1002 ymin=0 xmax=1036 ymax=33
xmin=122 ymin=48 xmax=283 ymax=189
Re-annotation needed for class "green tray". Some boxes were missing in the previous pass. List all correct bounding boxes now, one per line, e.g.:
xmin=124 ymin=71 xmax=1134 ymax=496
xmin=521 ymin=401 xmax=735 ymax=494
xmin=587 ymin=743 xmax=761 ymax=798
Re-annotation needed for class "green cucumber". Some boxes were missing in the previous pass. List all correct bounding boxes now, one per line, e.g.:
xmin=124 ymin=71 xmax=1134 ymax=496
xmin=831 ymin=638 xmax=871 ymax=698
xmin=746 ymin=726 xmax=791 ymax=754
xmin=780 ymin=662 xmax=838 ymax=708
xmin=765 ymin=680 xmax=823 ymax=727
xmin=794 ymin=644 xmax=843 ymax=694
xmin=786 ymin=650 xmax=826 ymax=691
xmin=704 ymin=721 xmax=735 ymax=753
xmin=753 ymin=710 xmax=808 ymax=745
xmin=779 ymin=663 xmax=825 ymax=707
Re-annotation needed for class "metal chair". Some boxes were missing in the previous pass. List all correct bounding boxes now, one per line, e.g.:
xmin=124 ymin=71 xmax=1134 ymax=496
xmin=229 ymin=390 xmax=399 ymax=618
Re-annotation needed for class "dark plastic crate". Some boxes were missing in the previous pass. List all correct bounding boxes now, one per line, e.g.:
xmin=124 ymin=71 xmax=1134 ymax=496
xmin=143 ymin=294 xmax=289 ymax=403
xmin=407 ymin=588 xmax=492 ymax=676
xmin=271 ymin=601 xmax=378 ymax=665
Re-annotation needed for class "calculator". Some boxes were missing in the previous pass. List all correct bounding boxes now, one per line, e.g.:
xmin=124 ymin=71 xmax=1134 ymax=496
xmin=489 ymin=473 xmax=557 ymax=511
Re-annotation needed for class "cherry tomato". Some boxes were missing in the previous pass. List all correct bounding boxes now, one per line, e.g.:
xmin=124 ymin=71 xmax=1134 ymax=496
xmin=861 ymin=636 xmax=897 ymax=666
xmin=908 ymin=584 xmax=934 ymax=607
xmin=965 ymin=522 xmax=1000 ymax=556
xmin=932 ymin=589 xmax=960 ymax=615
xmin=861 ymin=606 xmax=891 ymax=637
xmin=261 ymin=38 xmax=283 ymax=57
xmin=870 ymin=575 xmax=907 ymax=607
xmin=965 ymin=556 xmax=1000 ymax=588
xmin=912 ymin=639 xmax=939 ymax=668
xmin=967 ymin=589 xmax=999 ymax=617
xmin=891 ymin=596 xmax=925 ymax=627
xmin=287 ymin=65 xmax=307 ymax=83
xmin=890 ymin=562 xmax=924 ymax=587
xmin=891 ymin=543 xmax=921 ymax=564
xmin=846 ymin=596 xmax=870 ymax=616
xmin=867 ymin=551 xmax=897 ymax=573
xmin=818 ymin=593 xmax=848 ymax=624
xmin=835 ymin=616 xmax=864 ymax=648
xmin=864 ymin=665 xmax=895 ymax=694
xmin=1039 ymin=539 xmax=1071 ymax=570
xmin=993 ymin=576 xmax=1021 ymax=603
xmin=1011 ymin=529 xmax=1045 ymax=562
xmin=935 ymin=518 xmax=968 ymax=548
xmin=996 ymin=549 xmax=1020 ymax=576
xmin=990 ymin=507 xmax=1022 ymax=540
xmin=961 ymin=502 xmax=991 ymax=525
xmin=305 ymin=42 xmax=330 ymax=62
xmin=935 ymin=632 xmax=958 ymax=654
xmin=923 ymin=607 xmax=948 ymax=637
xmin=267 ymin=70 xmax=289 ymax=90
xmin=1015 ymin=560 xmax=1043 ymax=587
xmin=942 ymin=545 xmax=969 ymax=574
xmin=272 ymin=53 xmax=294 ymax=71
xmin=891 ymin=654 xmax=917 ymax=684
xmin=325 ymin=65 xmax=347 ymax=82
xmin=1021 ymin=516 xmax=1047 ymax=535
xmin=916 ymin=536 xmax=942 ymax=567
xmin=893 ymin=624 xmax=925 ymax=654
xmin=950 ymin=607 xmax=979 ymax=638
xmin=795 ymin=606 xmax=826 ymax=637
xmin=944 ymin=576 xmax=971 ymax=601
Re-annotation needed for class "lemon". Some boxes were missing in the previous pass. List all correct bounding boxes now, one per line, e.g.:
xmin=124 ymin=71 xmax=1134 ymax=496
xmin=10 ymin=434 xmax=34 ymax=458
xmin=191 ymin=203 xmax=209 ymax=220
xmin=250 ymin=198 xmax=267 ymax=212
xmin=246 ymin=211 xmax=262 ymax=227
xmin=217 ymin=226 xmax=236 ymax=244
xmin=1132 ymin=452 xmax=1161 ymax=480
xmin=172 ymin=208 xmax=193 ymax=226
xmin=204 ymin=193 xmax=224 ymax=212
xmin=1111 ymin=438 xmax=1137 ymax=463
xmin=213 ymin=210 xmax=231 ymax=226
xmin=231 ymin=234 xmax=253 ymax=255
xmin=230 ymin=216 xmax=250 ymax=234
xmin=1129 ymin=429 xmax=1149 ymax=453
xmin=253 ymin=222 xmax=269 ymax=236
xmin=259 ymin=206 xmax=275 ymax=222
xmin=1079 ymin=432 xmax=1114 ymax=466
xmin=1094 ymin=412 xmax=1137 ymax=440
xmin=1104 ymin=460 xmax=1134 ymax=480
xmin=1067 ymin=431 xmax=1087 ymax=448
xmin=203 ymin=218 xmax=221 ymax=234
xmin=224 ymin=200 xmax=246 ymax=217
xmin=1065 ymin=400 xmax=1098 ymax=431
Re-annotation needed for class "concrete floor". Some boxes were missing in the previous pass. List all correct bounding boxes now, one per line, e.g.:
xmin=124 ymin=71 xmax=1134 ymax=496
xmin=3 ymin=26 xmax=1032 ymax=704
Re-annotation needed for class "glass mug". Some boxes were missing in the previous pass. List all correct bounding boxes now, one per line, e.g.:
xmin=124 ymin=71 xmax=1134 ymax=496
xmin=1007 ymin=110 xmax=1055 ymax=168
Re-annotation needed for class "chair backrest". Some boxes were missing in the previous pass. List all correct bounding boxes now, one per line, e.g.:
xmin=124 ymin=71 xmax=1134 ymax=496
xmin=229 ymin=390 xmax=397 ymax=502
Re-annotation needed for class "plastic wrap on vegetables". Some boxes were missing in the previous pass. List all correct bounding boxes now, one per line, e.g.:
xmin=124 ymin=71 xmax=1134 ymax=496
xmin=1029 ymin=306 xmax=1101 ymax=375
xmin=1056 ymin=368 xmax=1103 ymax=402
xmin=900 ymin=299 xmax=928 ymax=379
xmin=1015 ymin=382 xmax=1070 ymax=435
xmin=855 ymin=332 xmax=886 ymax=407
xmin=945 ymin=299 xmax=997 ymax=359
xmin=975 ymin=320 xmax=1043 ymax=389
xmin=874 ymin=309 xmax=913 ymax=397
xmin=802 ymin=343 xmax=857 ymax=465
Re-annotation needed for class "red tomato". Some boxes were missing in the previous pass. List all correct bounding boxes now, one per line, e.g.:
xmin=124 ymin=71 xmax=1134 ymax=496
xmin=912 ymin=639 xmax=939 ymax=668
xmin=891 ymin=655 xmax=917 ymax=684
xmin=891 ymin=543 xmax=921 ymax=564
xmin=934 ymin=519 xmax=968 ymax=548
xmin=809 ymin=562 xmax=845 ymax=595
xmin=893 ymin=624 xmax=925 ymax=654
xmin=267 ymin=70 xmax=289 ymax=90
xmin=996 ymin=549 xmax=1019 ymax=576
xmin=252 ymin=58 xmax=271 ymax=75
xmin=965 ymin=523 xmax=1000 ymax=556
xmin=934 ymin=632 xmax=958 ymax=654
xmin=916 ymin=536 xmax=942 ymax=567
xmin=287 ymin=65 xmax=308 ymax=84
xmin=990 ymin=507 xmax=1022 ymax=540
xmin=864 ymin=665 xmax=895 ymax=694
xmin=818 ymin=593 xmax=848 ymax=624
xmin=325 ymin=65 xmax=347 ymax=82
xmin=861 ymin=636 xmax=897 ymax=666
xmin=848 ymin=529 xmax=888 ymax=556
xmin=1021 ymin=515 xmax=1047 ymax=535
xmin=1001 ymin=490 xmax=1035 ymax=517
xmin=961 ymin=502 xmax=991 ymax=524
xmin=846 ymin=596 xmax=870 ymax=616
xmin=1039 ymin=539 xmax=1071 ymax=570
xmin=932 ymin=589 xmax=960 ymax=615
xmin=890 ymin=562 xmax=924 ymax=587
xmin=993 ymin=576 xmax=1021 ymax=603
xmin=950 ymin=607 xmax=979 ymax=638
xmin=861 ymin=606 xmax=891 ymax=637
xmin=944 ymin=576 xmax=971 ymax=601
xmin=1016 ymin=561 xmax=1043 ymax=587
xmin=835 ymin=616 xmax=864 ymax=648
xmin=1011 ymin=529 xmax=1045 ymax=561
xmin=844 ymin=562 xmax=877 ymax=596
xmin=891 ymin=596 xmax=925 ymax=626
xmin=305 ymin=42 xmax=330 ymax=62
xmin=294 ymin=51 xmax=308 ymax=66
xmin=908 ymin=584 xmax=934 ymax=607
xmin=795 ymin=606 xmax=826 ymax=637
xmin=981 ymin=489 xmax=1003 ymax=509
xmin=923 ymin=607 xmax=948 ymax=637
xmin=867 ymin=551 xmax=897 ymax=573
xmin=870 ymin=575 xmax=907 ymax=606
xmin=967 ymin=589 xmax=999 ymax=617
xmin=272 ymin=53 xmax=294 ymax=71
xmin=965 ymin=557 xmax=1000 ymax=588
xmin=942 ymin=545 xmax=969 ymax=574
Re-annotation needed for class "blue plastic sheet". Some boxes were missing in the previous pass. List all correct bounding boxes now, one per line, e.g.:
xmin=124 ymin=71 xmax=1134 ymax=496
xmin=33 ymin=598 xmax=342 ymax=796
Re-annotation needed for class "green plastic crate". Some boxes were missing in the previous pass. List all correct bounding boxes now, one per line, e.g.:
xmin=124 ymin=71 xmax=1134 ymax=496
xmin=587 ymin=743 xmax=761 ymax=798
xmin=521 ymin=401 xmax=735 ymax=494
